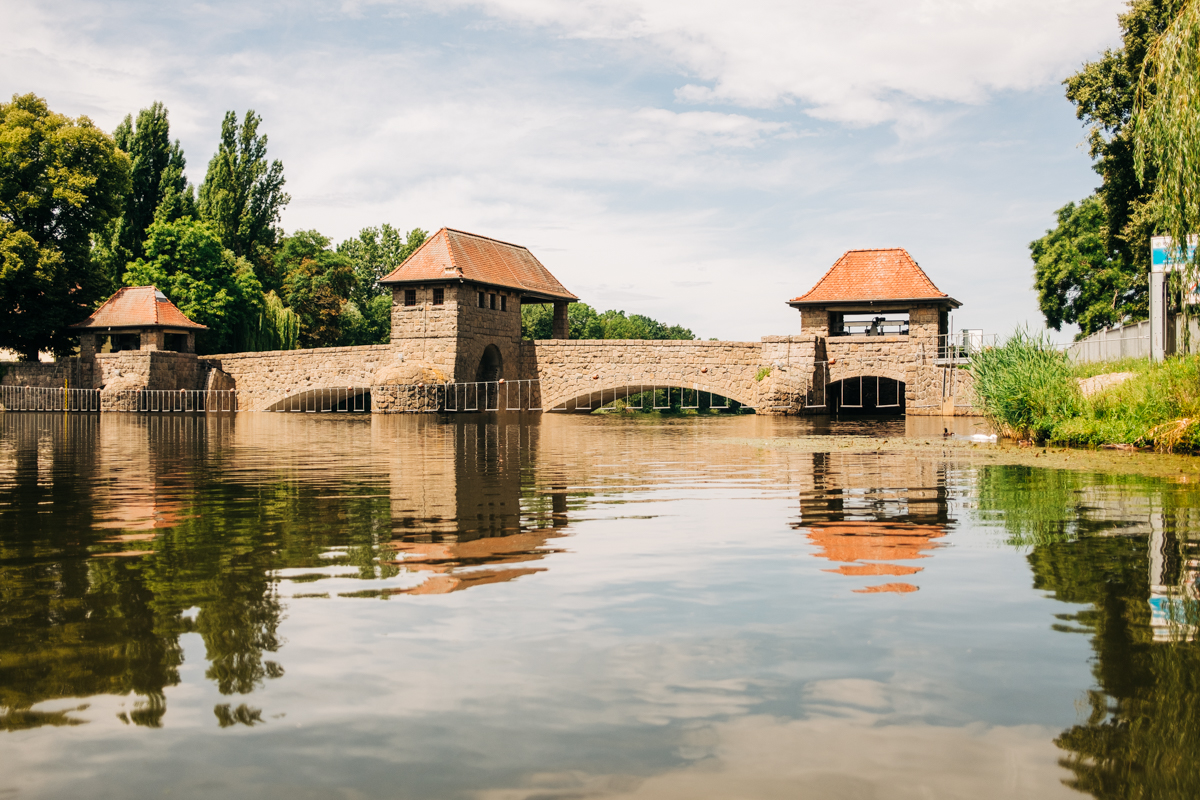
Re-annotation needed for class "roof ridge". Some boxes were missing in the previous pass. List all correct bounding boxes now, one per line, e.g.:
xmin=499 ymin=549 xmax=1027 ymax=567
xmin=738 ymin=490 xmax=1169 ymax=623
xmin=444 ymin=227 xmax=533 ymax=252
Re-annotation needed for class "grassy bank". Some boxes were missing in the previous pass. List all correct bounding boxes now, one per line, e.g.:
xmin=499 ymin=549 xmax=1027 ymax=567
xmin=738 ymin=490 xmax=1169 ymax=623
xmin=969 ymin=331 xmax=1200 ymax=452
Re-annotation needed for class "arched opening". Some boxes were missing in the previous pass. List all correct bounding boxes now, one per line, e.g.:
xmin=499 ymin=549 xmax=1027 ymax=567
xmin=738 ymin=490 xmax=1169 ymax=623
xmin=547 ymin=383 xmax=752 ymax=413
xmin=475 ymin=345 xmax=503 ymax=383
xmin=265 ymin=387 xmax=372 ymax=412
xmin=824 ymin=376 xmax=905 ymax=415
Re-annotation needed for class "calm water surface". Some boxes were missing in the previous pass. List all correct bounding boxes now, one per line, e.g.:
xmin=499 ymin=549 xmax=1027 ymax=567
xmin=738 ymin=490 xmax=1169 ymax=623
xmin=1 ymin=413 xmax=1198 ymax=799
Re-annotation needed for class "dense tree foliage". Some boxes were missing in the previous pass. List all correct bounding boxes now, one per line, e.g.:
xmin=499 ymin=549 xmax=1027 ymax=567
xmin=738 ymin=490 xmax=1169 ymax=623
xmin=197 ymin=110 xmax=289 ymax=281
xmin=0 ymin=93 xmax=131 ymax=360
xmin=123 ymin=216 xmax=263 ymax=354
xmin=1035 ymin=0 xmax=1186 ymax=336
xmin=95 ymin=102 xmax=192 ymax=284
xmin=1134 ymin=0 xmax=1200 ymax=268
xmin=336 ymin=225 xmax=427 ymax=345
xmin=275 ymin=230 xmax=356 ymax=349
xmin=521 ymin=302 xmax=695 ymax=340
xmin=1032 ymin=196 xmax=1148 ymax=334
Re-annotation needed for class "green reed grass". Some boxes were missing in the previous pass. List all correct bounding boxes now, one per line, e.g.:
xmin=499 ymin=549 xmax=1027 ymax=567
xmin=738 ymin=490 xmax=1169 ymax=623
xmin=969 ymin=329 xmax=1078 ymax=441
xmin=970 ymin=330 xmax=1200 ymax=452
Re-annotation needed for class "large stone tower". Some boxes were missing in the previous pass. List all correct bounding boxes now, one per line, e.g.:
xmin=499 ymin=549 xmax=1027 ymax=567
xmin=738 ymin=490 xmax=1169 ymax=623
xmin=377 ymin=228 xmax=578 ymax=384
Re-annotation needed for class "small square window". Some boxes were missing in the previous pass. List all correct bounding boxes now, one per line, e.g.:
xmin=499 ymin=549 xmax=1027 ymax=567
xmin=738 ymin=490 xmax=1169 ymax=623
xmin=433 ymin=288 xmax=444 ymax=305
xmin=404 ymin=289 xmax=416 ymax=307
xmin=478 ymin=292 xmax=485 ymax=308
xmin=500 ymin=295 xmax=507 ymax=312
xmin=489 ymin=293 xmax=496 ymax=310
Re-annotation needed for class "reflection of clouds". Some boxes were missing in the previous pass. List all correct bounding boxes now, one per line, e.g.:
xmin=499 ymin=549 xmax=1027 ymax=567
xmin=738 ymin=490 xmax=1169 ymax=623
xmin=476 ymin=712 xmax=1075 ymax=800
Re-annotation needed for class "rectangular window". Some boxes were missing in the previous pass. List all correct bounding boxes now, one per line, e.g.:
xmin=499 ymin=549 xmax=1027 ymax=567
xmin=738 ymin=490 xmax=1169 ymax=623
xmin=404 ymin=289 xmax=417 ymax=307
xmin=478 ymin=292 xmax=485 ymax=308
xmin=489 ymin=293 xmax=496 ymax=310
xmin=433 ymin=288 xmax=444 ymax=305
xmin=500 ymin=295 xmax=507 ymax=312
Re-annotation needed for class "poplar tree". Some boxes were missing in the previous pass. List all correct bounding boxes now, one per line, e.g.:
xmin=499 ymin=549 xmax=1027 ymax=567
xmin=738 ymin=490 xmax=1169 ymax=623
xmin=197 ymin=110 xmax=289 ymax=279
xmin=97 ymin=102 xmax=192 ymax=280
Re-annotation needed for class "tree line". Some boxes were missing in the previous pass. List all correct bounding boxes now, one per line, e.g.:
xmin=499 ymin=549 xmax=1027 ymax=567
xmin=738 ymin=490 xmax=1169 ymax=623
xmin=1033 ymin=0 xmax=1200 ymax=338
xmin=0 ymin=93 xmax=427 ymax=358
xmin=0 ymin=93 xmax=696 ymax=360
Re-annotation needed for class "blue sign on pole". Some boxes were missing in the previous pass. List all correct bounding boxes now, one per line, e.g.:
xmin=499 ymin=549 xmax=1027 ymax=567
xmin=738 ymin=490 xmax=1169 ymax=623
xmin=1152 ymin=235 xmax=1198 ymax=269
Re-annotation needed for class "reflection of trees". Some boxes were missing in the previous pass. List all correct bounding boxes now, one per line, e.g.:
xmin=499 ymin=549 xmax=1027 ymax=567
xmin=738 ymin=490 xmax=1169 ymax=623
xmin=975 ymin=464 xmax=1200 ymax=797
xmin=0 ymin=414 xmax=575 ymax=728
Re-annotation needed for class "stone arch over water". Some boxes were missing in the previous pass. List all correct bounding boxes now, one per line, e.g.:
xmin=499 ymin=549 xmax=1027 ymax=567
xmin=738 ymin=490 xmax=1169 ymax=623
xmin=822 ymin=376 xmax=905 ymax=415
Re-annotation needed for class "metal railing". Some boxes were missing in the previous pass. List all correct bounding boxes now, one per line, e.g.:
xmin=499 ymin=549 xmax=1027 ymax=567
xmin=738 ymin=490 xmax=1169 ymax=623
xmin=546 ymin=381 xmax=739 ymax=412
xmin=935 ymin=330 xmax=995 ymax=364
xmin=442 ymin=380 xmax=542 ymax=412
xmin=0 ymin=385 xmax=101 ymax=411
xmin=268 ymin=387 xmax=369 ymax=413
xmin=109 ymin=389 xmax=239 ymax=412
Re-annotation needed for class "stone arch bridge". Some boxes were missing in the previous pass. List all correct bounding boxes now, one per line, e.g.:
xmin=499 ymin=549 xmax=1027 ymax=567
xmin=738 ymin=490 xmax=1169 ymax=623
xmin=197 ymin=335 xmax=976 ymax=416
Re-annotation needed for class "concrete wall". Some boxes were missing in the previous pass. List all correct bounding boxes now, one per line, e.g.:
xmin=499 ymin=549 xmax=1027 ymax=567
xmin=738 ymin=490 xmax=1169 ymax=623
xmin=200 ymin=345 xmax=392 ymax=411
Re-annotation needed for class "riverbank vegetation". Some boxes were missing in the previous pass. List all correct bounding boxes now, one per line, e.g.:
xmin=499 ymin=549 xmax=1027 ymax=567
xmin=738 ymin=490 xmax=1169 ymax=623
xmin=970 ymin=331 xmax=1200 ymax=452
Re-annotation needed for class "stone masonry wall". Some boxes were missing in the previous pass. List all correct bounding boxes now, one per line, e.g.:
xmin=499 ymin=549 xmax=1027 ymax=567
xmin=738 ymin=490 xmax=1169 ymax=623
xmin=0 ymin=359 xmax=83 ymax=388
xmin=525 ymin=340 xmax=769 ymax=409
xmin=201 ymin=344 xmax=392 ymax=411
xmin=389 ymin=283 xmax=523 ymax=383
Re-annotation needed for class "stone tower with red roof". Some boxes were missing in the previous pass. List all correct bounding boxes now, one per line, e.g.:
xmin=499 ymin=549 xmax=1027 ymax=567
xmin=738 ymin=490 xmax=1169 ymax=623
xmin=378 ymin=228 xmax=577 ymax=384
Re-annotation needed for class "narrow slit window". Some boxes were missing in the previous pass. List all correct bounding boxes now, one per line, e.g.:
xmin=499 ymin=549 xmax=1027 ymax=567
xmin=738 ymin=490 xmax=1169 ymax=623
xmin=478 ymin=292 xmax=485 ymax=308
xmin=500 ymin=295 xmax=507 ymax=312
xmin=404 ymin=289 xmax=417 ymax=307
xmin=489 ymin=293 xmax=496 ymax=310
xmin=433 ymin=288 xmax=444 ymax=305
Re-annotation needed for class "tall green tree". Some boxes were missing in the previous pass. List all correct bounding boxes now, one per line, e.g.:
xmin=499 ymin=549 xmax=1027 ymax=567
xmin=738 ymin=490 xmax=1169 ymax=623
xmin=1065 ymin=0 xmax=1184 ymax=266
xmin=1134 ymin=0 xmax=1200 ymax=269
xmin=336 ymin=225 xmax=427 ymax=345
xmin=1035 ymin=0 xmax=1186 ymax=335
xmin=1032 ymin=196 xmax=1147 ymax=335
xmin=275 ymin=230 xmax=355 ymax=348
xmin=123 ymin=215 xmax=263 ymax=354
xmin=197 ymin=110 xmax=288 ymax=282
xmin=94 ymin=102 xmax=192 ymax=286
xmin=0 ymin=93 xmax=131 ymax=360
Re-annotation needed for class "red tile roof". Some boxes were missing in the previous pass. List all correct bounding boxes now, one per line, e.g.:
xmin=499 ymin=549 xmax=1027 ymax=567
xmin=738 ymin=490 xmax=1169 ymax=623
xmin=379 ymin=228 xmax=578 ymax=301
xmin=70 ymin=286 xmax=207 ymax=330
xmin=790 ymin=248 xmax=958 ymax=307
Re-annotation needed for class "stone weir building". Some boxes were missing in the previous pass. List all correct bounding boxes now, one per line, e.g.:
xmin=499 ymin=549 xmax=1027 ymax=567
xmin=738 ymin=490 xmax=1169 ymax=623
xmin=1 ymin=230 xmax=977 ymax=415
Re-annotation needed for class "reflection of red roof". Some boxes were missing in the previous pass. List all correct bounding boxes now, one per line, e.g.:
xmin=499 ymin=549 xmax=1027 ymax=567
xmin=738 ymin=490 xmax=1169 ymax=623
xmin=378 ymin=228 xmax=577 ymax=302
xmin=790 ymin=248 xmax=959 ymax=307
xmin=71 ymin=286 xmax=206 ymax=330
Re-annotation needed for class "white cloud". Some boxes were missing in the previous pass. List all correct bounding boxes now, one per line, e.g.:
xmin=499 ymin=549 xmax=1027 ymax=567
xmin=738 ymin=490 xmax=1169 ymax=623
xmin=416 ymin=0 xmax=1126 ymax=128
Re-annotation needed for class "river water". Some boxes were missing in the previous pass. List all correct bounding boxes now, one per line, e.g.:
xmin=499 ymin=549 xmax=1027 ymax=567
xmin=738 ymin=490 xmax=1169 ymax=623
xmin=1 ymin=413 xmax=1198 ymax=799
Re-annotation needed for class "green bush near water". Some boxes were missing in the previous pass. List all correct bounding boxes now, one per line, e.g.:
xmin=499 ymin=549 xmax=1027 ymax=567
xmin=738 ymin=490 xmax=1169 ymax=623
xmin=968 ymin=329 xmax=1077 ymax=442
xmin=970 ymin=330 xmax=1200 ymax=452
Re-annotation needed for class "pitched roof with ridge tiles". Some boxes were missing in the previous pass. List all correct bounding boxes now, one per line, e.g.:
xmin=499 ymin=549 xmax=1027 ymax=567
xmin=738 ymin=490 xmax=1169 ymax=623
xmin=789 ymin=248 xmax=959 ymax=307
xmin=70 ymin=286 xmax=207 ymax=330
xmin=378 ymin=228 xmax=578 ymax=301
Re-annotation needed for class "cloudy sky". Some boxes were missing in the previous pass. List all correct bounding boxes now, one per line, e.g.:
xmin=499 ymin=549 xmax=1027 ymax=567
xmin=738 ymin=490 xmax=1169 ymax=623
xmin=3 ymin=0 xmax=1126 ymax=340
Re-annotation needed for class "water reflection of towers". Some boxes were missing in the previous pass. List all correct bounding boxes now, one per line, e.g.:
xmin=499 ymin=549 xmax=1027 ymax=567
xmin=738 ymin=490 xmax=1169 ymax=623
xmin=380 ymin=417 xmax=568 ymax=595
xmin=793 ymin=452 xmax=953 ymax=593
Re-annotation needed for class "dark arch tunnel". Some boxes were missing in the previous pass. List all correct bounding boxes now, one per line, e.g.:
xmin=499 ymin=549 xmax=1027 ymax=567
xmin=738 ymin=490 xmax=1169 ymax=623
xmin=819 ymin=376 xmax=905 ymax=415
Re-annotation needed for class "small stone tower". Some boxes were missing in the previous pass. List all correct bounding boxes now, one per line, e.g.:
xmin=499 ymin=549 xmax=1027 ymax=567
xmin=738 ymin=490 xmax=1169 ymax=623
xmin=377 ymin=228 xmax=578 ymax=383
xmin=70 ymin=286 xmax=207 ymax=390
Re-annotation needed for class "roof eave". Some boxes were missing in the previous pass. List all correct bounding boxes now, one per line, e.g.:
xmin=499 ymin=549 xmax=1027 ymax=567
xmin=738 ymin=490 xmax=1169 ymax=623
xmin=787 ymin=296 xmax=962 ymax=309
